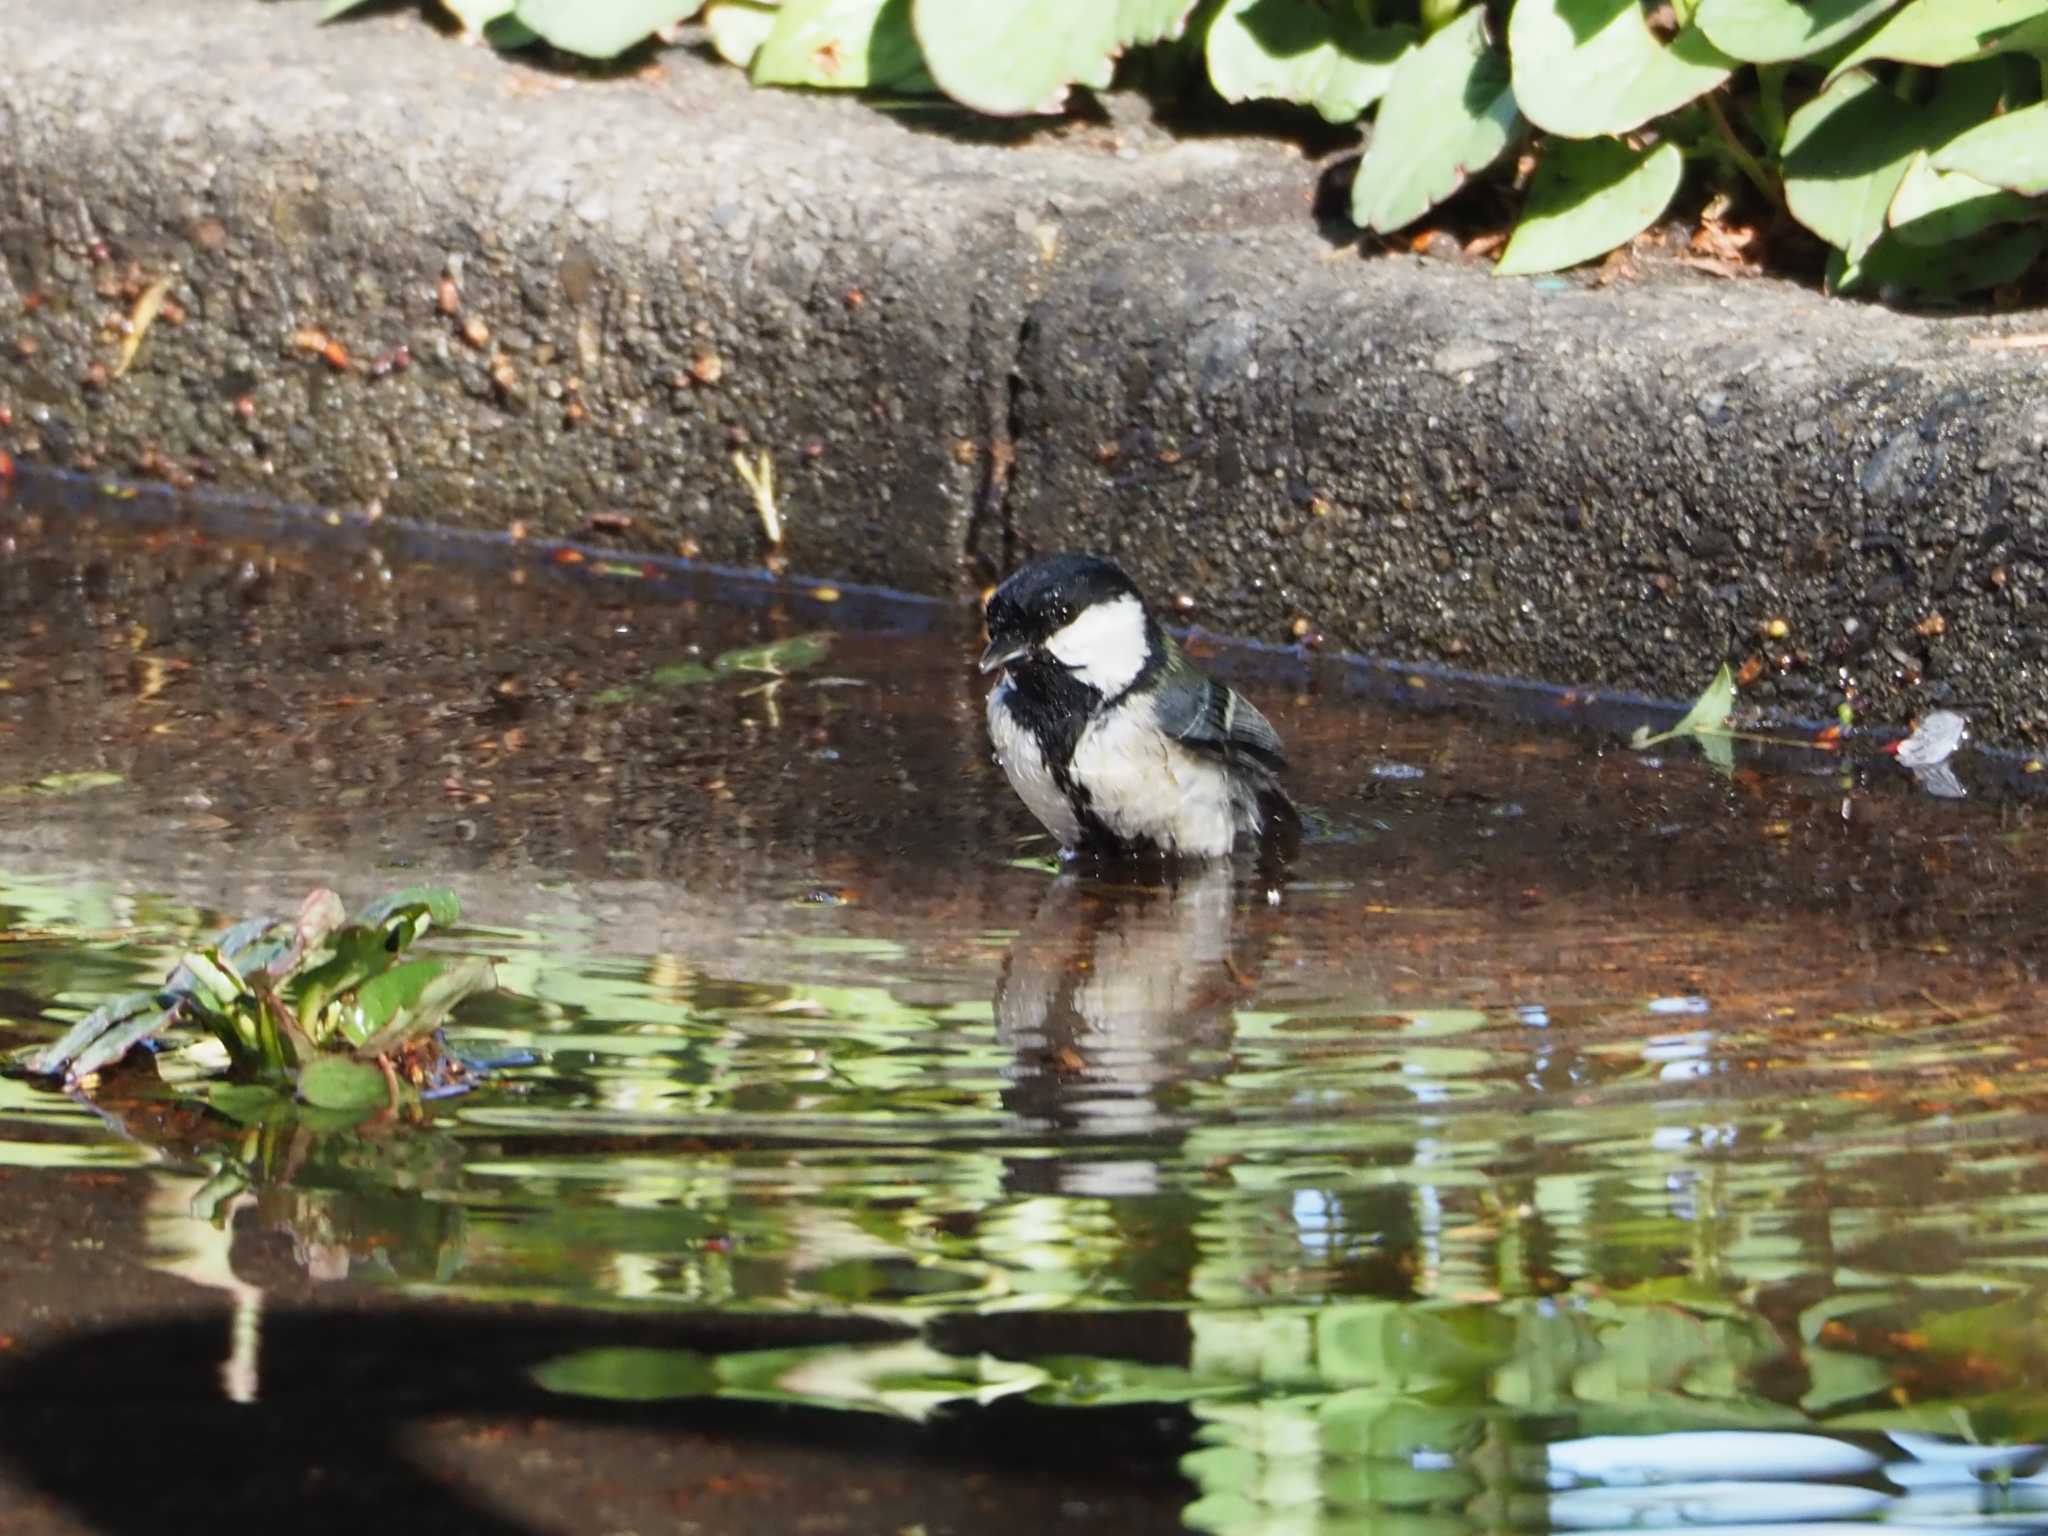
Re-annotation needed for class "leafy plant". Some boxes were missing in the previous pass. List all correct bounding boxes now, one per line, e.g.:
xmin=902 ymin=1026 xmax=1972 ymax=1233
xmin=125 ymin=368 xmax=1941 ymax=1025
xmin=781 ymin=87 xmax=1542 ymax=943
xmin=315 ymin=0 xmax=2048 ymax=296
xmin=17 ymin=886 xmax=495 ymax=1117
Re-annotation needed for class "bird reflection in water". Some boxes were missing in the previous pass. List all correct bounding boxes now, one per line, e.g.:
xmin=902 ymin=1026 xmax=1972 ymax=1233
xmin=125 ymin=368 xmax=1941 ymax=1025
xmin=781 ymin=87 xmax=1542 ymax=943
xmin=995 ymin=863 xmax=1282 ymax=1198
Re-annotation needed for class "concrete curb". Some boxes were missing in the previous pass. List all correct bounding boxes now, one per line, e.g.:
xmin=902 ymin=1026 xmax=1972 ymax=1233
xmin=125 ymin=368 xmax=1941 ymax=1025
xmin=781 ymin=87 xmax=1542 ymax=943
xmin=5 ymin=2 xmax=2048 ymax=743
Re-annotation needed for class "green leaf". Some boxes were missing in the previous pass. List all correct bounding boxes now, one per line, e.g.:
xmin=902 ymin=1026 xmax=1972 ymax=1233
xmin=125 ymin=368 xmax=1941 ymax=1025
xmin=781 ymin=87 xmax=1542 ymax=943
xmin=713 ymin=632 xmax=833 ymax=675
xmin=440 ymin=0 xmax=515 ymax=33
xmin=1889 ymin=152 xmax=2036 ymax=245
xmin=249 ymin=988 xmax=304 ymax=1075
xmin=533 ymin=1347 xmax=718 ymax=1402
xmin=290 ymin=926 xmax=405 ymax=1035
xmin=512 ymin=0 xmax=705 ymax=57
xmin=1350 ymin=7 xmax=1520 ymax=234
xmin=1507 ymin=0 xmax=1737 ymax=138
xmin=358 ymin=886 xmax=461 ymax=931
xmin=203 ymin=1082 xmax=289 ymax=1125
xmin=1631 ymin=663 xmax=1737 ymax=767
xmin=484 ymin=14 xmax=541 ymax=48
xmin=705 ymin=0 xmax=779 ymax=66
xmin=64 ymin=1002 xmax=179 ymax=1081
xmin=1496 ymin=137 xmax=1684 ymax=276
xmin=349 ymin=958 xmax=448 ymax=1045
xmin=910 ymin=0 xmax=1195 ymax=115
xmin=33 ymin=771 xmax=124 ymax=796
xmin=180 ymin=949 xmax=248 ymax=1011
xmin=1932 ymin=100 xmax=2048 ymax=195
xmin=297 ymin=1056 xmax=390 ymax=1112
xmin=21 ymin=990 xmax=164 ymax=1077
xmin=1835 ymin=224 xmax=2047 ymax=297
xmin=357 ymin=956 xmax=497 ymax=1056
xmin=753 ymin=0 xmax=931 ymax=89
xmin=1694 ymin=0 xmax=1903 ymax=62
xmin=651 ymin=662 xmax=717 ymax=688
xmin=1830 ymin=0 xmax=2048 ymax=78
xmin=1783 ymin=62 xmax=2004 ymax=262
xmin=1204 ymin=0 xmax=1415 ymax=124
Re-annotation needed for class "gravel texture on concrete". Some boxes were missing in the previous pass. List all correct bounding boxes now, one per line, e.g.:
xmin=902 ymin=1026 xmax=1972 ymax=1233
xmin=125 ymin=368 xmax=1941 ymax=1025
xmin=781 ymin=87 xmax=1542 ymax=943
xmin=5 ymin=1 xmax=2048 ymax=742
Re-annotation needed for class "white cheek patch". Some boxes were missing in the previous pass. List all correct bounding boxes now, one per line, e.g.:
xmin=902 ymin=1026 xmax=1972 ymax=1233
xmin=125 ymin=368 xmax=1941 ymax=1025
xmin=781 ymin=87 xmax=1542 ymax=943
xmin=1045 ymin=593 xmax=1148 ymax=697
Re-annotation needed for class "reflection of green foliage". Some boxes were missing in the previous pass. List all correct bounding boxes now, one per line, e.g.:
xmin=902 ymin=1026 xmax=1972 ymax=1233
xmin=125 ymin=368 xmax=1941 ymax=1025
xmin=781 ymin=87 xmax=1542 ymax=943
xmin=643 ymin=633 xmax=835 ymax=693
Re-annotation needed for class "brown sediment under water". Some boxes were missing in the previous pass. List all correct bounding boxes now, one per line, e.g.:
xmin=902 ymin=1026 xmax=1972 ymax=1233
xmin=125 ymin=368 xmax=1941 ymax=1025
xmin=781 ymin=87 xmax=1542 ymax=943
xmin=4 ymin=470 xmax=2048 ymax=1536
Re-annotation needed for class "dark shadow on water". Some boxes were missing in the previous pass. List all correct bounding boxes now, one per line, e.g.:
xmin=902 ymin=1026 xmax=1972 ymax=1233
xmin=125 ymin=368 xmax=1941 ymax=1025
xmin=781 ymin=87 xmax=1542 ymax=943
xmin=0 ymin=1305 xmax=1192 ymax=1536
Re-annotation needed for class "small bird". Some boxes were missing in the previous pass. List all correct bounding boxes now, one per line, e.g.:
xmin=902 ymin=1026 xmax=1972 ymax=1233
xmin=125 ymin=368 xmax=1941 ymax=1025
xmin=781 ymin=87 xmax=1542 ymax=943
xmin=978 ymin=552 xmax=1297 ymax=862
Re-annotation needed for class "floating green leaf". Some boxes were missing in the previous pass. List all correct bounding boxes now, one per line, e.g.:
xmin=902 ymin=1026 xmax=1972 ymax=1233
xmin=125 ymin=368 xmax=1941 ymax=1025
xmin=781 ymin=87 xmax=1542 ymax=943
xmin=512 ymin=0 xmax=705 ymax=57
xmin=1783 ymin=62 xmax=2003 ymax=263
xmin=1932 ymin=101 xmax=2048 ymax=196
xmin=911 ymin=0 xmax=1194 ymax=115
xmin=1496 ymin=138 xmax=1684 ymax=276
xmin=1829 ymin=0 xmax=2048 ymax=78
xmin=1507 ymin=0 xmax=1737 ymax=138
xmin=33 ymin=771 xmax=124 ymax=796
xmin=1631 ymin=663 xmax=1738 ymax=770
xmin=714 ymin=632 xmax=833 ymax=675
xmin=753 ymin=0 xmax=931 ymax=90
xmin=650 ymin=662 xmax=717 ymax=688
xmin=298 ymin=1056 xmax=390 ymax=1112
xmin=1694 ymin=0 xmax=1904 ymax=62
xmin=1204 ymin=0 xmax=1414 ymax=124
xmin=1350 ymin=8 xmax=1520 ymax=234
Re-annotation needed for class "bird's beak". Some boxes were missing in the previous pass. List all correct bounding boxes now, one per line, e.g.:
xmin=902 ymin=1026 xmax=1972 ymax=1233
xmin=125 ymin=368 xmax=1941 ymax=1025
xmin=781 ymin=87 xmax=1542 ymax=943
xmin=978 ymin=637 xmax=1027 ymax=674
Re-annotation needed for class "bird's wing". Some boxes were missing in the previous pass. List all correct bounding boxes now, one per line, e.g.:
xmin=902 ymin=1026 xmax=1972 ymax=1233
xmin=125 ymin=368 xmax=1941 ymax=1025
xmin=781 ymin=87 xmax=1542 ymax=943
xmin=1151 ymin=657 xmax=1287 ymax=775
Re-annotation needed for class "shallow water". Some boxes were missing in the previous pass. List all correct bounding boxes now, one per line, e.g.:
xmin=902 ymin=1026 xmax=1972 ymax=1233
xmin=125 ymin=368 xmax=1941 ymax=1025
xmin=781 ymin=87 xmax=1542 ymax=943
xmin=6 ymin=473 xmax=2048 ymax=1535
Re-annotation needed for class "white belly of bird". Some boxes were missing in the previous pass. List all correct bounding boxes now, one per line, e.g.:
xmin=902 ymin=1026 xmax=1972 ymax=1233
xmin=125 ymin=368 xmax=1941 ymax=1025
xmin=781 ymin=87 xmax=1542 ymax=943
xmin=986 ymin=681 xmax=1083 ymax=848
xmin=1072 ymin=698 xmax=1237 ymax=858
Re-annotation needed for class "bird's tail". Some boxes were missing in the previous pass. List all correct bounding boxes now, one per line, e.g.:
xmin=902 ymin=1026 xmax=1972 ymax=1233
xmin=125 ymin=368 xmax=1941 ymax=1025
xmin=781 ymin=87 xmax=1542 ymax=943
xmin=1251 ymin=783 xmax=1302 ymax=878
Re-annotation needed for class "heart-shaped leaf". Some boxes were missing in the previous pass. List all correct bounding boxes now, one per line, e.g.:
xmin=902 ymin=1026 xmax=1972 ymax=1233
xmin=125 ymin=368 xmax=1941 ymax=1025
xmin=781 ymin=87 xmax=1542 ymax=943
xmin=1783 ymin=62 xmax=2003 ymax=262
xmin=1834 ymin=225 xmax=2047 ymax=297
xmin=1496 ymin=137 xmax=1684 ymax=276
xmin=753 ymin=0 xmax=931 ymax=89
xmin=1205 ymin=0 xmax=1414 ymax=124
xmin=911 ymin=0 xmax=1195 ymax=114
xmin=1932 ymin=100 xmax=2048 ymax=196
xmin=513 ymin=0 xmax=705 ymax=57
xmin=1694 ymin=0 xmax=1903 ymax=62
xmin=1350 ymin=7 xmax=1520 ymax=234
xmin=1889 ymin=153 xmax=2036 ymax=246
xmin=705 ymin=0 xmax=779 ymax=66
xmin=1508 ymin=0 xmax=1737 ymax=138
xmin=1829 ymin=0 xmax=2048 ymax=78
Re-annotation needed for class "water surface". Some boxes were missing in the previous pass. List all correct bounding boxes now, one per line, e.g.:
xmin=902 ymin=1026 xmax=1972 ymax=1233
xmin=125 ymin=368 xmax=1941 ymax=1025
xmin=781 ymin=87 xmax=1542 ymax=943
xmin=4 ymin=474 xmax=2048 ymax=1535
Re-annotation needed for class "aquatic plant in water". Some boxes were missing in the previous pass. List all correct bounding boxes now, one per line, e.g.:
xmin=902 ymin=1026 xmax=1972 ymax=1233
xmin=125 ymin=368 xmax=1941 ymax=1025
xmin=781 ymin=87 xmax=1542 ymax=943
xmin=16 ymin=886 xmax=494 ymax=1115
